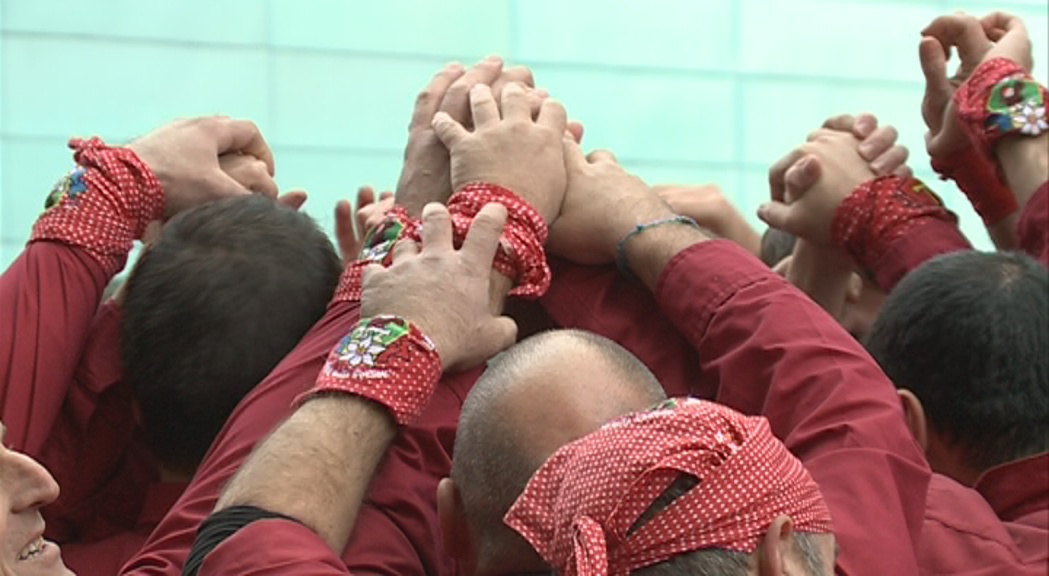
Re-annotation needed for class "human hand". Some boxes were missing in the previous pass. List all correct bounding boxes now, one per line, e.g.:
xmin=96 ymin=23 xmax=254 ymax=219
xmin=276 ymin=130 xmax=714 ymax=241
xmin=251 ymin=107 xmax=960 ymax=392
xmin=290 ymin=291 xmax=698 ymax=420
xmin=360 ymin=202 xmax=517 ymax=370
xmin=334 ymin=186 xmax=396 ymax=264
xmin=395 ymin=58 xmax=554 ymax=216
xmin=432 ymin=83 xmax=567 ymax=223
xmin=758 ymin=131 xmax=876 ymax=245
xmin=919 ymin=12 xmax=1032 ymax=159
xmin=128 ymin=116 xmax=276 ymax=218
xmin=654 ymin=185 xmax=761 ymax=256
xmin=817 ymin=113 xmax=912 ymax=177
xmin=548 ymin=143 xmax=674 ymax=264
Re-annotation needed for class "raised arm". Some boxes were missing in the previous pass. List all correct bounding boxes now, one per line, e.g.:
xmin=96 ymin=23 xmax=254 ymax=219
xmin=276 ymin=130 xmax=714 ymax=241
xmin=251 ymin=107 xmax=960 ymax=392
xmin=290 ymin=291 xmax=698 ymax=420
xmin=548 ymin=137 xmax=930 ymax=575
xmin=0 ymin=117 xmax=273 ymax=455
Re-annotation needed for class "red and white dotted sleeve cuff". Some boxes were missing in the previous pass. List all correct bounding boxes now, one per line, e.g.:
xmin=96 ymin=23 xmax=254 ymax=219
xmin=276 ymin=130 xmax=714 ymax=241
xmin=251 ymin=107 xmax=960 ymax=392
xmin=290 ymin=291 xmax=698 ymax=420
xmin=294 ymin=316 xmax=442 ymax=426
xmin=831 ymin=176 xmax=959 ymax=273
xmin=30 ymin=138 xmax=164 ymax=277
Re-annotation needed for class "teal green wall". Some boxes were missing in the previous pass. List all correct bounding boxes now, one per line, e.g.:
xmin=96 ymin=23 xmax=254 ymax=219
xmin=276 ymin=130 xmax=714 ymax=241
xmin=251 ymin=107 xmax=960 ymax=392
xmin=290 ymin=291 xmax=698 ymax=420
xmin=2 ymin=0 xmax=1047 ymax=268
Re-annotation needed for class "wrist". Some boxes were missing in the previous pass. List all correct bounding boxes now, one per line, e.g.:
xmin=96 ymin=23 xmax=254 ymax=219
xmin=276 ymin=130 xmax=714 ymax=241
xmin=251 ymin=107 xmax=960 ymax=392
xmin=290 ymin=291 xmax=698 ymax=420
xmin=296 ymin=316 xmax=441 ymax=426
xmin=622 ymin=219 xmax=711 ymax=292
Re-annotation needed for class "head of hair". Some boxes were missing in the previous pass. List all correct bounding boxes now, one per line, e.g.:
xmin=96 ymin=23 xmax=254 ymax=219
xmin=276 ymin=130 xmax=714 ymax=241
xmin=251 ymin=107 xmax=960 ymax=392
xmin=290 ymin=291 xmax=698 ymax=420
xmin=631 ymin=475 xmax=825 ymax=576
xmin=864 ymin=250 xmax=1049 ymax=471
xmin=451 ymin=329 xmax=665 ymax=564
xmin=122 ymin=195 xmax=342 ymax=472
xmin=760 ymin=228 xmax=796 ymax=268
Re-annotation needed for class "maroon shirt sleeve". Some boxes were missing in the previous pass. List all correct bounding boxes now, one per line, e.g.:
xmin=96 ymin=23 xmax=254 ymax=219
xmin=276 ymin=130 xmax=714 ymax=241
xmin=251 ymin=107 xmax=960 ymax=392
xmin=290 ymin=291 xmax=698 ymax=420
xmin=0 ymin=242 xmax=107 ymax=455
xmin=122 ymin=298 xmax=461 ymax=576
xmin=539 ymin=257 xmax=707 ymax=399
xmin=199 ymin=520 xmax=349 ymax=575
xmin=866 ymin=219 xmax=972 ymax=292
xmin=654 ymin=240 xmax=930 ymax=576
xmin=120 ymin=300 xmax=362 ymax=574
xmin=1018 ymin=182 xmax=1049 ymax=267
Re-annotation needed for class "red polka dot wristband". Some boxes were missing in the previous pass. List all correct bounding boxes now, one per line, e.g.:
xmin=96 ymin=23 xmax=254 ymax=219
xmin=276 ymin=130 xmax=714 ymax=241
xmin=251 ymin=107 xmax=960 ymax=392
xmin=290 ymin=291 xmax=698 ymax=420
xmin=295 ymin=315 xmax=441 ymax=427
xmin=503 ymin=398 xmax=833 ymax=576
xmin=30 ymin=138 xmax=164 ymax=277
xmin=931 ymin=145 xmax=1017 ymax=226
xmin=832 ymin=176 xmax=958 ymax=274
xmin=954 ymin=58 xmax=1048 ymax=156
xmin=332 ymin=182 xmax=550 ymax=303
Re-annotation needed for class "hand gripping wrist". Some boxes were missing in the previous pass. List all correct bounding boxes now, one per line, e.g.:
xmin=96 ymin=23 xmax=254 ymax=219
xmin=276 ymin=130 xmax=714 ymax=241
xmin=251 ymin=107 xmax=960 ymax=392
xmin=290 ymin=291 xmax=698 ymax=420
xmin=295 ymin=315 xmax=441 ymax=426
xmin=331 ymin=183 xmax=551 ymax=305
xmin=832 ymin=175 xmax=957 ymax=273
xmin=31 ymin=137 xmax=164 ymax=276
xmin=954 ymin=58 xmax=1048 ymax=157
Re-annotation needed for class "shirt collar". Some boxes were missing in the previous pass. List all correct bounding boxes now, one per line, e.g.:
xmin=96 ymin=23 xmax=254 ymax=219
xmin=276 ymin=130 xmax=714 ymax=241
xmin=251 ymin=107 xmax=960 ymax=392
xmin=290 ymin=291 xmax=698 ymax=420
xmin=974 ymin=452 xmax=1049 ymax=522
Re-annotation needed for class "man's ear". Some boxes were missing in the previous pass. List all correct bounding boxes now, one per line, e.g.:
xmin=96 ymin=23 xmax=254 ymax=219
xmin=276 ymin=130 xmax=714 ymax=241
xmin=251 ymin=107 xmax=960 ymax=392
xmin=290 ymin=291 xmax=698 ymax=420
xmin=437 ymin=477 xmax=471 ymax=559
xmin=758 ymin=514 xmax=796 ymax=576
xmin=897 ymin=389 xmax=928 ymax=451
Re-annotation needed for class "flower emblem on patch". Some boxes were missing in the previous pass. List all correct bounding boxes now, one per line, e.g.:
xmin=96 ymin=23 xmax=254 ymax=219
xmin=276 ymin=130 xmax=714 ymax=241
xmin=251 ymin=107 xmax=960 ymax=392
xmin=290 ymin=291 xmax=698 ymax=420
xmin=44 ymin=167 xmax=87 ymax=210
xmin=325 ymin=317 xmax=412 ymax=378
xmin=358 ymin=219 xmax=405 ymax=264
xmin=1010 ymin=102 xmax=1048 ymax=136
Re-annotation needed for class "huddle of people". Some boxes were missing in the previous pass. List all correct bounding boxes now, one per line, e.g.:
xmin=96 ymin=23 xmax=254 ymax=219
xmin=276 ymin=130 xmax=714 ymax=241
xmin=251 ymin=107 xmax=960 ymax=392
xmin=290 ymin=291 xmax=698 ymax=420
xmin=0 ymin=9 xmax=1045 ymax=576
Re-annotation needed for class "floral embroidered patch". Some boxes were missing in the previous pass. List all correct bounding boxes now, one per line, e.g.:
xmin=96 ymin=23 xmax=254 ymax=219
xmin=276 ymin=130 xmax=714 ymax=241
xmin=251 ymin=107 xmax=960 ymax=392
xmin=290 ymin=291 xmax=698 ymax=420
xmin=44 ymin=167 xmax=88 ymax=210
xmin=986 ymin=77 xmax=1047 ymax=137
xmin=325 ymin=316 xmax=411 ymax=378
xmin=359 ymin=218 xmax=406 ymax=263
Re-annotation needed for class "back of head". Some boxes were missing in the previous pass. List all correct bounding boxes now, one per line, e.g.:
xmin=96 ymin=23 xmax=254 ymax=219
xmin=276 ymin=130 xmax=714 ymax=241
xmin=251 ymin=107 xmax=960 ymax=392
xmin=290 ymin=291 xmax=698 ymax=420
xmin=451 ymin=329 xmax=665 ymax=567
xmin=122 ymin=196 xmax=342 ymax=472
xmin=760 ymin=228 xmax=796 ymax=268
xmin=865 ymin=250 xmax=1049 ymax=471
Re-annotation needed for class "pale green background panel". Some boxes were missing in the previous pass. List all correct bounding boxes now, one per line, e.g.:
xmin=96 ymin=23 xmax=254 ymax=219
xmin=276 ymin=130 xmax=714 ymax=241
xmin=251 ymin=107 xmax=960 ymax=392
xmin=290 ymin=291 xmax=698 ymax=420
xmin=2 ymin=0 xmax=1048 ymax=268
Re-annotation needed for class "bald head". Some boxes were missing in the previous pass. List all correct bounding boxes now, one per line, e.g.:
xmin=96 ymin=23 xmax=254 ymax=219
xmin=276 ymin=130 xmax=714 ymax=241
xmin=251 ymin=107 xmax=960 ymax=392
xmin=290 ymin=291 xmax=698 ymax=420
xmin=448 ymin=329 xmax=665 ymax=568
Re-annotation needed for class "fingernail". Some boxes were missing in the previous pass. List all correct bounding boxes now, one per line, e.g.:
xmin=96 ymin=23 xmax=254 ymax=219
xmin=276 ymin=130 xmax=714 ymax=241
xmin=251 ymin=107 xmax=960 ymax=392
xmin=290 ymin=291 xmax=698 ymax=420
xmin=871 ymin=159 xmax=886 ymax=174
xmin=446 ymin=61 xmax=463 ymax=72
xmin=485 ymin=54 xmax=502 ymax=63
xmin=536 ymin=88 xmax=549 ymax=98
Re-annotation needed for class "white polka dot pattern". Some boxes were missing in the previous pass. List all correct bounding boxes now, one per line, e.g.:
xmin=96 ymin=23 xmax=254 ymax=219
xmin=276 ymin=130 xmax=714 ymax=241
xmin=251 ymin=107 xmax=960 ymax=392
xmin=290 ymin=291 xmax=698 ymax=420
xmin=30 ymin=138 xmax=164 ymax=277
xmin=332 ymin=182 xmax=550 ymax=303
xmin=832 ymin=175 xmax=956 ymax=272
xmin=295 ymin=316 xmax=441 ymax=426
xmin=955 ymin=58 xmax=1048 ymax=156
xmin=503 ymin=398 xmax=834 ymax=576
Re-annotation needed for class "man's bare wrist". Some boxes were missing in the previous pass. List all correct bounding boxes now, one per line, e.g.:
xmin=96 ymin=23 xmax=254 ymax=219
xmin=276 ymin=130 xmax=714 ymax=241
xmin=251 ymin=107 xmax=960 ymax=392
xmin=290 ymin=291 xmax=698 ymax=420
xmin=623 ymin=224 xmax=711 ymax=292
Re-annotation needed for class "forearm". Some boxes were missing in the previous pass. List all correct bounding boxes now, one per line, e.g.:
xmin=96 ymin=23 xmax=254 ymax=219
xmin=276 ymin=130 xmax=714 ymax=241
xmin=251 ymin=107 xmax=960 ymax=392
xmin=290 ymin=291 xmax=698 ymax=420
xmin=0 ymin=243 xmax=108 ymax=454
xmin=215 ymin=395 xmax=395 ymax=552
xmin=623 ymin=224 xmax=713 ymax=292
xmin=998 ymin=134 xmax=1049 ymax=212
xmin=785 ymin=240 xmax=853 ymax=320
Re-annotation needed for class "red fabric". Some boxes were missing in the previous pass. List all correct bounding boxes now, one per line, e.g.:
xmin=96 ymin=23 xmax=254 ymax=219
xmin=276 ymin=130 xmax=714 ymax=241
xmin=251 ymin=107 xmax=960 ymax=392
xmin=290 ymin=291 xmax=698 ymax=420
xmin=931 ymin=145 xmax=1017 ymax=225
xmin=296 ymin=316 xmax=441 ymax=426
xmin=920 ymin=453 xmax=1048 ymax=575
xmin=32 ymin=138 xmax=164 ymax=277
xmin=832 ymin=176 xmax=966 ymax=290
xmin=336 ymin=182 xmax=550 ymax=302
xmin=504 ymin=398 xmax=833 ymax=575
xmin=955 ymin=58 xmax=1048 ymax=155
xmin=199 ymin=520 xmax=348 ymax=575
xmin=1018 ymin=182 xmax=1049 ymax=267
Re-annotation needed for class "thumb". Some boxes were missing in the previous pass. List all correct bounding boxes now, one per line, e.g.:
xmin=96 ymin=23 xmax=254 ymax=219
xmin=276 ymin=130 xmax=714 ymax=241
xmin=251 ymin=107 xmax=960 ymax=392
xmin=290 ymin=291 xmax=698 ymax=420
xmin=784 ymin=156 xmax=822 ymax=203
xmin=431 ymin=111 xmax=468 ymax=148
xmin=563 ymin=135 xmax=587 ymax=170
xmin=757 ymin=201 xmax=797 ymax=234
xmin=486 ymin=316 xmax=518 ymax=356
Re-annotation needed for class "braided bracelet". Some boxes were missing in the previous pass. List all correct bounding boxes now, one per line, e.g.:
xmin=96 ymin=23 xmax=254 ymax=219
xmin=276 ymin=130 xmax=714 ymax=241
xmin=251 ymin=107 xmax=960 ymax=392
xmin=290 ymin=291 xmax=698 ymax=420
xmin=615 ymin=215 xmax=700 ymax=276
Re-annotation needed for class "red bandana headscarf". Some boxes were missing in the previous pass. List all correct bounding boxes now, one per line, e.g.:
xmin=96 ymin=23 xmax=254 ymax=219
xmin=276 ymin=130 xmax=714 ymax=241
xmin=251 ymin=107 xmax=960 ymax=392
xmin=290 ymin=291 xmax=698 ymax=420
xmin=503 ymin=398 xmax=833 ymax=576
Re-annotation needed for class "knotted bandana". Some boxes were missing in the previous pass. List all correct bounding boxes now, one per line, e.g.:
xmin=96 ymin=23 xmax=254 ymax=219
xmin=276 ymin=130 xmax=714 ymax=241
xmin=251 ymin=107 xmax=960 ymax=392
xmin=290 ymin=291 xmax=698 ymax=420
xmin=504 ymin=398 xmax=833 ymax=576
